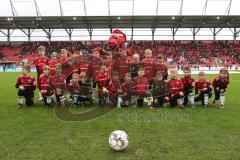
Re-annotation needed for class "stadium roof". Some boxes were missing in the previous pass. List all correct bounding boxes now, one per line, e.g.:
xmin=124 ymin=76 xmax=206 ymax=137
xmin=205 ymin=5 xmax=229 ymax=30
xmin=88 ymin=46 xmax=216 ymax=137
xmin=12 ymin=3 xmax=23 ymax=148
xmin=0 ymin=16 xmax=240 ymax=29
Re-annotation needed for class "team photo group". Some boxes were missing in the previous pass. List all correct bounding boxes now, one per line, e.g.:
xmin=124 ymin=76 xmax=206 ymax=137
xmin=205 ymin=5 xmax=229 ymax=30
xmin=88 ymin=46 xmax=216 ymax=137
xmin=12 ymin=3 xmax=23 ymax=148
xmin=15 ymin=29 xmax=230 ymax=110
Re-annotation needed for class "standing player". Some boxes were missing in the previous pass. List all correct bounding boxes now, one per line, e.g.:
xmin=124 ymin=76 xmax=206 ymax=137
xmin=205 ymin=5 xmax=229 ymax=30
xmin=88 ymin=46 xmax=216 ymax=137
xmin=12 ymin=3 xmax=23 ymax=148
xmin=211 ymin=68 xmax=230 ymax=109
xmin=181 ymin=67 xmax=195 ymax=108
xmin=141 ymin=49 xmax=154 ymax=84
xmin=15 ymin=65 xmax=36 ymax=108
xmin=33 ymin=46 xmax=49 ymax=101
xmin=48 ymin=52 xmax=59 ymax=76
xmin=168 ymin=69 xmax=185 ymax=108
xmin=130 ymin=53 xmax=141 ymax=79
xmin=194 ymin=71 xmax=212 ymax=107
xmin=38 ymin=65 xmax=53 ymax=107
xmin=153 ymin=53 xmax=168 ymax=80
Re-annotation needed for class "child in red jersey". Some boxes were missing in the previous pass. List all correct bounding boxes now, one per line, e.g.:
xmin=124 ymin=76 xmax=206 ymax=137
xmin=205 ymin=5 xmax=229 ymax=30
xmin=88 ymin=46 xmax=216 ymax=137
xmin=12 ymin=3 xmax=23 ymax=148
xmin=141 ymin=49 xmax=154 ymax=83
xmin=168 ymin=69 xmax=185 ymax=108
xmin=107 ymin=70 xmax=122 ymax=106
xmin=152 ymin=71 xmax=170 ymax=108
xmin=67 ymin=73 xmax=80 ymax=107
xmin=121 ymin=73 xmax=133 ymax=107
xmin=15 ymin=65 xmax=36 ymax=108
xmin=113 ymin=50 xmax=131 ymax=82
xmin=38 ymin=65 xmax=53 ymax=107
xmin=33 ymin=46 xmax=49 ymax=101
xmin=194 ymin=71 xmax=212 ymax=107
xmin=48 ymin=52 xmax=59 ymax=76
xmin=181 ymin=67 xmax=195 ymax=108
xmin=153 ymin=53 xmax=168 ymax=80
xmin=211 ymin=68 xmax=230 ymax=109
xmin=49 ymin=64 xmax=66 ymax=108
xmin=132 ymin=67 xmax=152 ymax=109
xmin=95 ymin=65 xmax=110 ymax=105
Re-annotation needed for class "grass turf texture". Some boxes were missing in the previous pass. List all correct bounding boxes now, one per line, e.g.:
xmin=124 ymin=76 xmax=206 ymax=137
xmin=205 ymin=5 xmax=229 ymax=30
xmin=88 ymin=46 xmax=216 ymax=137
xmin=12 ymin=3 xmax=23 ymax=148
xmin=0 ymin=72 xmax=240 ymax=160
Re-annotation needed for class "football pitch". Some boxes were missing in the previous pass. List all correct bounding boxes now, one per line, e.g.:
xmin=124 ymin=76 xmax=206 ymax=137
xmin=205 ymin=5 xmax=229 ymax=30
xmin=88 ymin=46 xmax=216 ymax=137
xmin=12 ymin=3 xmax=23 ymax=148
xmin=0 ymin=72 xmax=240 ymax=160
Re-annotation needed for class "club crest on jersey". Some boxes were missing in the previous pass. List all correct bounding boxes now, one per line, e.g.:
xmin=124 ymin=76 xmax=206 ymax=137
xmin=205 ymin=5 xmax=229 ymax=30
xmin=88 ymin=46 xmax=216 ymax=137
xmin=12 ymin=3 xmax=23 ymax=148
xmin=28 ymin=79 xmax=32 ymax=83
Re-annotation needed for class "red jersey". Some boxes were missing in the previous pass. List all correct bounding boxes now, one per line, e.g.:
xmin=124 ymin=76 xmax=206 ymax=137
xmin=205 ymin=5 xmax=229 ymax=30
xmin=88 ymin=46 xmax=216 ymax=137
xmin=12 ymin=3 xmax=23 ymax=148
xmin=16 ymin=75 xmax=36 ymax=92
xmin=141 ymin=59 xmax=154 ymax=81
xmin=212 ymin=77 xmax=229 ymax=89
xmin=67 ymin=80 xmax=80 ymax=94
xmin=153 ymin=61 xmax=168 ymax=79
xmin=33 ymin=57 xmax=49 ymax=74
xmin=195 ymin=79 xmax=211 ymax=94
xmin=114 ymin=57 xmax=131 ymax=80
xmin=79 ymin=60 xmax=89 ymax=73
xmin=132 ymin=76 xmax=149 ymax=94
xmin=108 ymin=80 xmax=122 ymax=95
xmin=89 ymin=57 xmax=103 ymax=80
xmin=38 ymin=74 xmax=50 ymax=91
xmin=121 ymin=81 xmax=133 ymax=94
xmin=181 ymin=76 xmax=195 ymax=92
xmin=49 ymin=74 xmax=66 ymax=90
xmin=95 ymin=69 xmax=110 ymax=88
xmin=59 ymin=57 xmax=71 ymax=77
xmin=48 ymin=59 xmax=59 ymax=76
xmin=168 ymin=78 xmax=184 ymax=96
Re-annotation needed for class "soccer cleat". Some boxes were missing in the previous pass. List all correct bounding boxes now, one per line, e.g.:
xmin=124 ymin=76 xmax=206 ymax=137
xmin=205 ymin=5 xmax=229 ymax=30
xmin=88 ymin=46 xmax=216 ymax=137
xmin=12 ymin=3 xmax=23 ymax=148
xmin=17 ymin=103 xmax=22 ymax=108
xmin=210 ymin=101 xmax=216 ymax=107
xmin=179 ymin=104 xmax=185 ymax=109
xmin=219 ymin=105 xmax=225 ymax=109
xmin=203 ymin=104 xmax=208 ymax=108
xmin=146 ymin=105 xmax=154 ymax=110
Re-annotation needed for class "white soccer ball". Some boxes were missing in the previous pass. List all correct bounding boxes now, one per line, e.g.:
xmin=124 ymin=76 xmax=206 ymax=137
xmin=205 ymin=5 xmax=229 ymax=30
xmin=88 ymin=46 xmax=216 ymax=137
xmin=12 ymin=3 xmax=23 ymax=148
xmin=109 ymin=130 xmax=128 ymax=151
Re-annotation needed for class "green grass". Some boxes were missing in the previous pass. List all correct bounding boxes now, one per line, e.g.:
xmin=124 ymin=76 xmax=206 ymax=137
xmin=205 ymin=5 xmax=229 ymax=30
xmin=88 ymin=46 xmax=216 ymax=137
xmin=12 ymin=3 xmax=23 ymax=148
xmin=0 ymin=72 xmax=240 ymax=160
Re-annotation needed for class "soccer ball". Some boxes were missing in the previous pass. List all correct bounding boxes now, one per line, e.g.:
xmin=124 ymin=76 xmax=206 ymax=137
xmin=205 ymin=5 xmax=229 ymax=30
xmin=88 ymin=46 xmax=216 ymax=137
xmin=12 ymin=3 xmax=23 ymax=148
xmin=109 ymin=130 xmax=128 ymax=151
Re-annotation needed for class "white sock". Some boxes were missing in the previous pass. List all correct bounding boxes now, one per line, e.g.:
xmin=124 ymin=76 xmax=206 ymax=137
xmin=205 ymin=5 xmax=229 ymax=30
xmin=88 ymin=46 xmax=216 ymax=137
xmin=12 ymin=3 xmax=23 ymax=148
xmin=47 ymin=96 xmax=51 ymax=104
xmin=117 ymin=96 xmax=122 ymax=108
xmin=204 ymin=94 xmax=209 ymax=105
xmin=60 ymin=96 xmax=65 ymax=105
xmin=39 ymin=91 xmax=43 ymax=100
xmin=179 ymin=97 xmax=184 ymax=105
xmin=189 ymin=94 xmax=195 ymax=105
xmin=220 ymin=93 xmax=225 ymax=105
xmin=131 ymin=96 xmax=138 ymax=107
xmin=18 ymin=96 xmax=23 ymax=104
xmin=147 ymin=97 xmax=152 ymax=106
xmin=73 ymin=94 xmax=78 ymax=103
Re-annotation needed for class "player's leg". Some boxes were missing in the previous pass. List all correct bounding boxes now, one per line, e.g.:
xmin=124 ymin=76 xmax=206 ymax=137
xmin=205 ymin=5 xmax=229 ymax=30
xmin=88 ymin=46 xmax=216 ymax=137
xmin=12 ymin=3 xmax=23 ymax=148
xmin=170 ymin=95 xmax=178 ymax=107
xmin=25 ymin=91 xmax=34 ymax=107
xmin=219 ymin=89 xmax=226 ymax=109
xmin=17 ymin=90 xmax=24 ymax=108
xmin=211 ymin=87 xmax=220 ymax=106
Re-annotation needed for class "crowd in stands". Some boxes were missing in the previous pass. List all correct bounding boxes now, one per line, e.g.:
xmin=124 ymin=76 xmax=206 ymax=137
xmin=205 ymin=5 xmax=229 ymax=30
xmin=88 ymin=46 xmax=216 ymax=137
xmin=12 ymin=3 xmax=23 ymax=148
xmin=0 ymin=41 xmax=240 ymax=68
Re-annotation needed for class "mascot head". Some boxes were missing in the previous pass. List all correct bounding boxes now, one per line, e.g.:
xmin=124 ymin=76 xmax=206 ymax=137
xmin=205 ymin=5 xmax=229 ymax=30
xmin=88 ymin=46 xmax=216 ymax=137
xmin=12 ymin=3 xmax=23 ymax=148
xmin=108 ymin=29 xmax=127 ymax=51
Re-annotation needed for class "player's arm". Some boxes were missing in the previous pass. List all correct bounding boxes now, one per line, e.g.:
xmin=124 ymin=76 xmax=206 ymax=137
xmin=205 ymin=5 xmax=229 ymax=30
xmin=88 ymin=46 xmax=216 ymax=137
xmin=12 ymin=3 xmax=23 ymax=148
xmin=195 ymin=82 xmax=199 ymax=95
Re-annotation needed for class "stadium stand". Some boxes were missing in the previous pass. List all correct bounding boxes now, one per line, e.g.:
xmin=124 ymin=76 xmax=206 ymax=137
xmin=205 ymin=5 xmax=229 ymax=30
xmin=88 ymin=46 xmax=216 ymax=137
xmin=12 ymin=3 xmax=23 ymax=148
xmin=0 ymin=41 xmax=239 ymax=69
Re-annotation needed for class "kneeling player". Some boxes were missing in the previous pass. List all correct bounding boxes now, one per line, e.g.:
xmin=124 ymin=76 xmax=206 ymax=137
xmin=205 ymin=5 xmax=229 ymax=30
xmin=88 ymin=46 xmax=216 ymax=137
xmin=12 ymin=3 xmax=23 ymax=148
xmin=67 ymin=72 xmax=80 ymax=107
xmin=194 ymin=71 xmax=212 ymax=107
xmin=15 ymin=65 xmax=36 ymax=108
xmin=132 ymin=67 xmax=152 ymax=109
xmin=168 ymin=69 xmax=184 ymax=108
xmin=79 ymin=72 xmax=92 ymax=105
xmin=211 ymin=68 xmax=230 ymax=109
xmin=50 ymin=64 xmax=66 ymax=108
xmin=152 ymin=71 xmax=170 ymax=108
xmin=120 ymin=73 xmax=133 ymax=107
xmin=38 ymin=65 xmax=53 ymax=107
xmin=181 ymin=67 xmax=195 ymax=108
